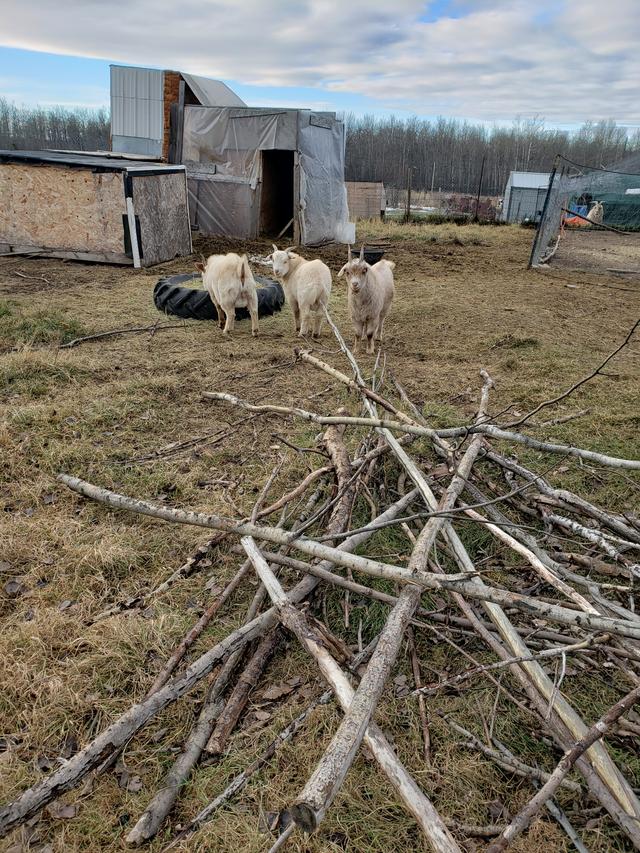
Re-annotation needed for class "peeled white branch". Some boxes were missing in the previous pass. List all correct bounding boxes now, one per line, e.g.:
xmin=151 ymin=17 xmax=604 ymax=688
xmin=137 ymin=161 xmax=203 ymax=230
xmin=241 ymin=537 xmax=461 ymax=853
xmin=203 ymin=392 xmax=640 ymax=470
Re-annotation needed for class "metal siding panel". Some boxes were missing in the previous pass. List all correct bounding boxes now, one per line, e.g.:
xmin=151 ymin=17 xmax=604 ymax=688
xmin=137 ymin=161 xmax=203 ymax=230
xmin=112 ymin=135 xmax=162 ymax=157
xmin=111 ymin=67 xmax=163 ymax=142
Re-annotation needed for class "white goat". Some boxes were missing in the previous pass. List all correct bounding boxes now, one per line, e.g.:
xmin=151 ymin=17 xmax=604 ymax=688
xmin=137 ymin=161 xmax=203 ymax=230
xmin=338 ymin=245 xmax=395 ymax=354
xmin=587 ymin=201 xmax=604 ymax=225
xmin=269 ymin=244 xmax=332 ymax=338
xmin=196 ymin=253 xmax=258 ymax=336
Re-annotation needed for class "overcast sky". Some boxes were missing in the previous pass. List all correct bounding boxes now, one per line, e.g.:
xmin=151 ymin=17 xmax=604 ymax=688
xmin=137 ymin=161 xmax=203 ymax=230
xmin=0 ymin=0 xmax=638 ymax=125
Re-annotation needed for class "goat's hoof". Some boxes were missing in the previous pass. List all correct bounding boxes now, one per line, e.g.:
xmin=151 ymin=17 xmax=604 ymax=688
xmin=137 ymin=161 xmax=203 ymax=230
xmin=252 ymin=330 xmax=259 ymax=337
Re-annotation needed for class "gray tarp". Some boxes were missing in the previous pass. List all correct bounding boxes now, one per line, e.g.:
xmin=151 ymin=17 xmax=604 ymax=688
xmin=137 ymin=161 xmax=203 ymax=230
xmin=182 ymin=106 xmax=354 ymax=245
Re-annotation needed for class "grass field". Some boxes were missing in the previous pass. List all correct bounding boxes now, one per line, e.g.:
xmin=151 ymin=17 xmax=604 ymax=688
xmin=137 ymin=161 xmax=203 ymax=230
xmin=1 ymin=222 xmax=639 ymax=852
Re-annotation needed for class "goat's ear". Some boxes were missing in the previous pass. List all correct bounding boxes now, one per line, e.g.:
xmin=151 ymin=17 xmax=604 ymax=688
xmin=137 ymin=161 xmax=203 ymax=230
xmin=337 ymin=264 xmax=347 ymax=278
xmin=195 ymin=261 xmax=205 ymax=273
xmin=272 ymin=243 xmax=278 ymax=253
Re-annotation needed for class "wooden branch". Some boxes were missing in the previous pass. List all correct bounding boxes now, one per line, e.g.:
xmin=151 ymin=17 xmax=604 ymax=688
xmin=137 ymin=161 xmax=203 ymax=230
xmin=0 ymin=605 xmax=275 ymax=838
xmin=163 ymin=692 xmax=333 ymax=850
xmin=2 ymin=481 xmax=419 ymax=840
xmin=415 ymin=638 xmax=596 ymax=697
xmin=485 ymin=450 xmax=640 ymax=545
xmin=407 ymin=627 xmax=431 ymax=763
xmin=502 ymin=316 xmax=640 ymax=429
xmin=203 ymin=392 xmax=640 ymax=470
xmin=459 ymin=504 xmax=599 ymax=612
xmin=166 ymin=635 xmax=381 ymax=848
xmin=255 ymin=465 xmax=332 ymax=521
xmin=59 ymin=322 xmax=191 ymax=349
xmin=487 ymin=684 xmax=640 ymax=852
xmin=286 ymin=369 xmax=493 ymax=834
xmin=443 ymin=718 xmax=581 ymax=793
xmin=146 ymin=558 xmax=252 ymax=694
xmin=89 ymin=532 xmax=228 ymax=623
xmin=241 ymin=537 xmax=461 ymax=853
xmin=205 ymin=629 xmax=279 ymax=755
xmin=295 ymin=348 xmax=419 ymax=427
xmin=125 ymin=644 xmax=243 ymax=845
xmin=56 ymin=475 xmax=640 ymax=641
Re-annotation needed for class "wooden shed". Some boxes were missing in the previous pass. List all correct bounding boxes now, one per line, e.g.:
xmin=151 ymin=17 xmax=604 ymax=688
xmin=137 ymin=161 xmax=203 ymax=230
xmin=345 ymin=181 xmax=386 ymax=220
xmin=0 ymin=150 xmax=192 ymax=267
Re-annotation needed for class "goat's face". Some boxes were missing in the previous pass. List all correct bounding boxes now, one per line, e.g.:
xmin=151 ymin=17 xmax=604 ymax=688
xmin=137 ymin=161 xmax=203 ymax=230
xmin=338 ymin=259 xmax=369 ymax=294
xmin=269 ymin=244 xmax=296 ymax=279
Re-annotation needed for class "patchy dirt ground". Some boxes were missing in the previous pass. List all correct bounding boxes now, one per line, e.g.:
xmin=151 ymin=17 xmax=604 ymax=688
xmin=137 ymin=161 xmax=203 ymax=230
xmin=1 ymin=222 xmax=639 ymax=853
xmin=549 ymin=229 xmax=640 ymax=277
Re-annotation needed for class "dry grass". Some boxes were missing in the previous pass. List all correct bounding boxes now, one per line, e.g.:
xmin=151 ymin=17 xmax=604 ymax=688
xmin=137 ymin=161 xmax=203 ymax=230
xmin=0 ymin=224 xmax=639 ymax=852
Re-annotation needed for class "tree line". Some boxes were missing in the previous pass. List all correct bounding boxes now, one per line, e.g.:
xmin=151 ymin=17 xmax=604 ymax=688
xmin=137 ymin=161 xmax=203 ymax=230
xmin=1 ymin=97 xmax=639 ymax=198
xmin=343 ymin=114 xmax=640 ymax=198
xmin=0 ymin=98 xmax=109 ymax=153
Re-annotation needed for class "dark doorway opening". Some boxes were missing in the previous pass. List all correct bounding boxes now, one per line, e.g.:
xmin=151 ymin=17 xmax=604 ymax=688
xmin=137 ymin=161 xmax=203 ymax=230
xmin=260 ymin=150 xmax=294 ymax=238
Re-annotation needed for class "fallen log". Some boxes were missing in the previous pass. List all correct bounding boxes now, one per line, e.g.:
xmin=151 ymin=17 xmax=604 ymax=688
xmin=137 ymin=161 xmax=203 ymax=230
xmin=241 ymin=536 xmax=461 ymax=853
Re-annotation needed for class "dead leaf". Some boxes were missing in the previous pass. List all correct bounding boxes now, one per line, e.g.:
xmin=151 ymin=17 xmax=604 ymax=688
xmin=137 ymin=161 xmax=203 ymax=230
xmin=46 ymin=802 xmax=77 ymax=820
xmin=0 ymin=561 xmax=12 ymax=572
xmin=151 ymin=727 xmax=168 ymax=743
xmin=261 ymin=683 xmax=295 ymax=701
xmin=125 ymin=775 xmax=143 ymax=793
xmin=141 ymin=606 xmax=155 ymax=619
xmin=4 ymin=578 xmax=27 ymax=597
xmin=42 ymin=493 xmax=56 ymax=505
xmin=253 ymin=710 xmax=272 ymax=721
xmin=58 ymin=599 xmax=75 ymax=611
xmin=286 ymin=675 xmax=303 ymax=688
xmin=36 ymin=755 xmax=55 ymax=773
xmin=488 ymin=799 xmax=510 ymax=821
xmin=61 ymin=734 xmax=78 ymax=759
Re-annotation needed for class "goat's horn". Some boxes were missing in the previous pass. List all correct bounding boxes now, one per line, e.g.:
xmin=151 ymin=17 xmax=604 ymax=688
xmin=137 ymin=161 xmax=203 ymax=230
xmin=272 ymin=244 xmax=278 ymax=253
xmin=359 ymin=244 xmax=365 ymax=261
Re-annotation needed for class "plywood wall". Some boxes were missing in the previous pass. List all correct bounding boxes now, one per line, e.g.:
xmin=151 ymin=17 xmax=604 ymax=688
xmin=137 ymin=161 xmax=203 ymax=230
xmin=0 ymin=163 xmax=126 ymax=253
xmin=346 ymin=182 xmax=386 ymax=220
xmin=132 ymin=172 xmax=191 ymax=265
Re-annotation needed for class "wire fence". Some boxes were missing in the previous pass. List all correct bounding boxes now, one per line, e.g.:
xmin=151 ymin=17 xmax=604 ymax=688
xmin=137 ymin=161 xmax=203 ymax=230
xmin=530 ymin=155 xmax=640 ymax=268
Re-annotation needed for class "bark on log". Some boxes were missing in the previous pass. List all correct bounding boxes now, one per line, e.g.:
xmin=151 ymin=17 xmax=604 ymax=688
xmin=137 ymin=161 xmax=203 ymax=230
xmin=241 ymin=537 xmax=461 ymax=853
xmin=205 ymin=629 xmax=279 ymax=755
xmin=55 ymin=475 xmax=640 ymax=641
xmin=203 ymin=392 xmax=640 ymax=470
xmin=1 ymin=484 xmax=417 ymax=840
xmin=285 ymin=368 xmax=493 ymax=833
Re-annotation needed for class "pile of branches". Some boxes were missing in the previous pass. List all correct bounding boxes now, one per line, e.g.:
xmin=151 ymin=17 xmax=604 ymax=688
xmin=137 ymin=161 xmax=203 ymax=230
xmin=1 ymin=316 xmax=640 ymax=853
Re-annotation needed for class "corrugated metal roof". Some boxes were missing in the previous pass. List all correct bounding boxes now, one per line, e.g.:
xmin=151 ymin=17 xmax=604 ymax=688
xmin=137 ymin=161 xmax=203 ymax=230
xmin=508 ymin=171 xmax=550 ymax=189
xmin=181 ymin=73 xmax=246 ymax=107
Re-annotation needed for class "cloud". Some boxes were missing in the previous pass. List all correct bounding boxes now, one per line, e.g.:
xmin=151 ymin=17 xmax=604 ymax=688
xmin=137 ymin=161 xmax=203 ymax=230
xmin=1 ymin=0 xmax=639 ymax=123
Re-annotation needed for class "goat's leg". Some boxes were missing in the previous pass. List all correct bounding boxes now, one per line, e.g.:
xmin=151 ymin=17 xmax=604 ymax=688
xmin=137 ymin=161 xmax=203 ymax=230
xmin=221 ymin=302 xmax=235 ymax=334
xmin=366 ymin=320 xmax=377 ymax=354
xmin=249 ymin=293 xmax=259 ymax=337
xmin=352 ymin=321 xmax=363 ymax=353
xmin=209 ymin=294 xmax=225 ymax=330
xmin=299 ymin=311 xmax=311 ymax=338
xmin=291 ymin=300 xmax=301 ymax=335
xmin=312 ymin=312 xmax=323 ymax=339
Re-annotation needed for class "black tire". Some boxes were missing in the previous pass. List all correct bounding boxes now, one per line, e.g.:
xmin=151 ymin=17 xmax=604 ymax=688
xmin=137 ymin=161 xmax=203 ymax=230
xmin=153 ymin=273 xmax=285 ymax=321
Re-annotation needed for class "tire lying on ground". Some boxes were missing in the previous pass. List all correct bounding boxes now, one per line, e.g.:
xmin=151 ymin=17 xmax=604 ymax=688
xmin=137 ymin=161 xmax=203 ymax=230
xmin=153 ymin=273 xmax=285 ymax=321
